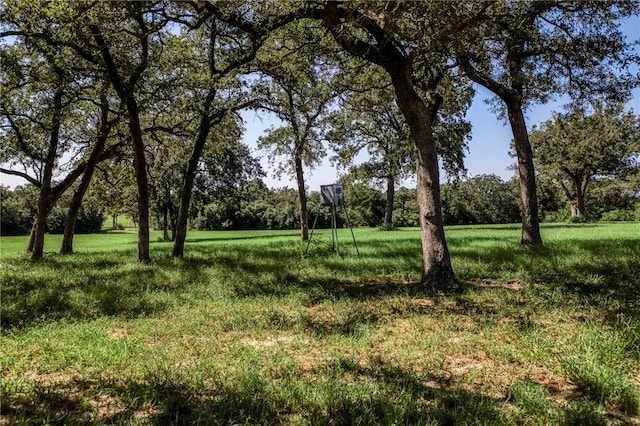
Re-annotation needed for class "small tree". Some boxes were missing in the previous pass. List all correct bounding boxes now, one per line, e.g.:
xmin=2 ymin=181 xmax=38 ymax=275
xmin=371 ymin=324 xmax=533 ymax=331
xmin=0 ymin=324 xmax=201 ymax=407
xmin=530 ymin=101 xmax=639 ymax=218
xmin=255 ymin=22 xmax=337 ymax=242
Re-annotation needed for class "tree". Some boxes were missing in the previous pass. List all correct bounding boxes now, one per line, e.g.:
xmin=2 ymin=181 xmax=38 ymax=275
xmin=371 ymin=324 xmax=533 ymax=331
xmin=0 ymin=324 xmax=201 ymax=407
xmin=2 ymin=0 xmax=171 ymax=262
xmin=327 ymin=65 xmax=413 ymax=228
xmin=315 ymin=1 xmax=488 ymax=285
xmin=328 ymin=61 xmax=472 ymax=228
xmin=60 ymin=86 xmax=122 ymax=253
xmin=87 ymin=2 xmax=167 ymax=263
xmin=441 ymin=175 xmax=521 ymax=225
xmin=255 ymin=21 xmax=337 ymax=241
xmin=455 ymin=1 xmax=639 ymax=245
xmin=530 ymin=101 xmax=639 ymax=217
xmin=0 ymin=19 xmax=121 ymax=259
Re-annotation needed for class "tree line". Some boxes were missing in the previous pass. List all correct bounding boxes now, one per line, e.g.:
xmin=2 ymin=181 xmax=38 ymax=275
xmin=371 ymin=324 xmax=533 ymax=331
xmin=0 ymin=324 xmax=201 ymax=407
xmin=1 ymin=1 xmax=638 ymax=287
xmin=4 ymin=169 xmax=638 ymax=235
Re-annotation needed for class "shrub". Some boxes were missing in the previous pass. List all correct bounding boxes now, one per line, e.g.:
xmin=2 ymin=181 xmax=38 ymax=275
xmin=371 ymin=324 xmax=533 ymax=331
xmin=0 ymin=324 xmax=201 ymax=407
xmin=377 ymin=223 xmax=397 ymax=231
xmin=0 ymin=192 xmax=33 ymax=236
xmin=47 ymin=206 xmax=104 ymax=234
xmin=543 ymin=208 xmax=570 ymax=223
xmin=568 ymin=214 xmax=587 ymax=223
xmin=600 ymin=209 xmax=634 ymax=222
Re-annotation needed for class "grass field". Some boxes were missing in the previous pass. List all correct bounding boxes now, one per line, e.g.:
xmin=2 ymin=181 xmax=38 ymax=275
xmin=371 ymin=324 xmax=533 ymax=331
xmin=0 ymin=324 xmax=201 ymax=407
xmin=1 ymin=223 xmax=639 ymax=425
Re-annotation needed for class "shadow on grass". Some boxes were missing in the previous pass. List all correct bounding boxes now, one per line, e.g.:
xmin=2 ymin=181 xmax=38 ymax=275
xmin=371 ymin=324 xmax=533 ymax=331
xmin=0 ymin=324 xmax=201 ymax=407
xmin=1 ymin=359 xmax=507 ymax=425
xmin=0 ymin=253 xmax=192 ymax=330
xmin=7 ymin=354 xmax=620 ymax=425
xmin=2 ymin=226 xmax=638 ymax=331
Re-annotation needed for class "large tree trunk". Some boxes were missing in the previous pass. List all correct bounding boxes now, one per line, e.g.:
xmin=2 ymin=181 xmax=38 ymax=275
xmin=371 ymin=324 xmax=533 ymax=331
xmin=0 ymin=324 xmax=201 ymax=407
xmin=31 ymin=87 xmax=63 ymax=260
xmin=506 ymin=101 xmax=543 ymax=245
xmin=91 ymin=19 xmax=150 ymax=262
xmin=576 ymin=175 xmax=589 ymax=217
xmin=126 ymin=98 xmax=151 ymax=263
xmin=390 ymin=70 xmax=454 ymax=285
xmin=27 ymin=221 xmax=36 ymax=252
xmin=173 ymin=23 xmax=218 ymax=257
xmin=294 ymin=151 xmax=309 ymax=241
xmin=61 ymin=92 xmax=111 ymax=254
xmin=384 ymin=175 xmax=395 ymax=227
xmin=60 ymin=186 xmax=85 ymax=254
xmin=31 ymin=192 xmax=51 ymax=260
xmin=564 ymin=175 xmax=588 ymax=217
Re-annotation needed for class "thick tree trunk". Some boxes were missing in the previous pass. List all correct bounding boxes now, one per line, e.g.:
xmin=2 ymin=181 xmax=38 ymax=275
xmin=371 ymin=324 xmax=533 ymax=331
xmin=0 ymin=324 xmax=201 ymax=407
xmin=572 ymin=175 xmax=588 ymax=217
xmin=294 ymin=152 xmax=309 ymax=241
xmin=31 ymin=87 xmax=63 ymax=260
xmin=173 ymin=23 xmax=218 ymax=257
xmin=126 ymin=98 xmax=151 ymax=263
xmin=60 ymin=189 xmax=83 ymax=254
xmin=559 ymin=181 xmax=578 ymax=216
xmin=390 ymin=70 xmax=454 ymax=285
xmin=31 ymin=193 xmax=51 ymax=260
xmin=384 ymin=175 xmax=395 ymax=227
xmin=506 ymin=101 xmax=543 ymax=245
xmin=92 ymin=20 xmax=150 ymax=262
xmin=27 ymin=221 xmax=36 ymax=252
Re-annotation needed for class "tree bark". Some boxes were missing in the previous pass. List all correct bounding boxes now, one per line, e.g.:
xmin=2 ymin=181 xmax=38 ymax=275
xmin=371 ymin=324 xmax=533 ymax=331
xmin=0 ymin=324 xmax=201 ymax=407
xmin=390 ymin=69 xmax=454 ymax=285
xmin=173 ymin=119 xmax=210 ymax=257
xmin=506 ymin=100 xmax=543 ymax=245
xmin=91 ymin=19 xmax=151 ymax=263
xmin=294 ymin=150 xmax=309 ymax=241
xmin=127 ymin=98 xmax=151 ymax=263
xmin=572 ymin=175 xmax=589 ymax=217
xmin=384 ymin=174 xmax=395 ymax=227
xmin=60 ymin=91 xmax=112 ymax=254
xmin=31 ymin=86 xmax=63 ymax=260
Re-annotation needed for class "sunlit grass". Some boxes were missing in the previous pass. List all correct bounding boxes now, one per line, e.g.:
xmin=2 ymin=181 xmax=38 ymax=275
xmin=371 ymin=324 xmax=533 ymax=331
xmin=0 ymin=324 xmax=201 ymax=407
xmin=1 ymin=222 xmax=639 ymax=424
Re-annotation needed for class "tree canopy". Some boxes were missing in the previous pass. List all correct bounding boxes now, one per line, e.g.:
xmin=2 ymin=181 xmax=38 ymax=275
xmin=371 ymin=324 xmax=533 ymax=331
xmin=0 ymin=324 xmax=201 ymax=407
xmin=1 ymin=0 xmax=638 ymax=287
xmin=530 ymin=101 xmax=640 ymax=217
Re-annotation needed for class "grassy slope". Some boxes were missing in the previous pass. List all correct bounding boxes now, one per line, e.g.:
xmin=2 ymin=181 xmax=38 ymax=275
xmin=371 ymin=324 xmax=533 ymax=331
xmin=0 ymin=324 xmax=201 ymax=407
xmin=1 ymin=223 xmax=639 ymax=425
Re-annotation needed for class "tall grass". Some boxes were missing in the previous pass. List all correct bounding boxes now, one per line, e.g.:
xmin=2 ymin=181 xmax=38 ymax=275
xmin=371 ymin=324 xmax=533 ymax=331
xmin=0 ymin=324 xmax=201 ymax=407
xmin=1 ymin=222 xmax=639 ymax=424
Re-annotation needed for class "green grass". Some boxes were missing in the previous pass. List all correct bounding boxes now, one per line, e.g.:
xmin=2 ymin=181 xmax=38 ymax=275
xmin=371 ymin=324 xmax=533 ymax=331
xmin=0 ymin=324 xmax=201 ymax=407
xmin=1 ymin=222 xmax=639 ymax=424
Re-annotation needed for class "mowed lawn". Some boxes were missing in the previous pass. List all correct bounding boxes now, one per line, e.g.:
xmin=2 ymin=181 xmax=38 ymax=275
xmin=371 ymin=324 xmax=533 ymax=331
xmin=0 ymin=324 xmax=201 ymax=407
xmin=1 ymin=223 xmax=639 ymax=425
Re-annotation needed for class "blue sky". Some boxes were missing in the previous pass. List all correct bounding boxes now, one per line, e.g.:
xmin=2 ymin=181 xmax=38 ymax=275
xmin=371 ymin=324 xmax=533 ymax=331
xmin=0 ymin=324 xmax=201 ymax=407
xmin=244 ymin=85 xmax=638 ymax=191
xmin=249 ymin=15 xmax=639 ymax=191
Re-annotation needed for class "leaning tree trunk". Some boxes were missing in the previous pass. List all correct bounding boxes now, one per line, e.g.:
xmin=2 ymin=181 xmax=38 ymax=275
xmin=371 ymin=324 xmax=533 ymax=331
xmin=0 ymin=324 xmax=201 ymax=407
xmin=294 ymin=151 xmax=309 ymax=242
xmin=384 ymin=175 xmax=395 ymax=227
xmin=60 ymin=185 xmax=86 ymax=254
xmin=173 ymin=113 xmax=211 ymax=257
xmin=506 ymin=100 xmax=543 ymax=245
xmin=61 ymin=92 xmax=111 ymax=254
xmin=390 ymin=70 xmax=455 ymax=285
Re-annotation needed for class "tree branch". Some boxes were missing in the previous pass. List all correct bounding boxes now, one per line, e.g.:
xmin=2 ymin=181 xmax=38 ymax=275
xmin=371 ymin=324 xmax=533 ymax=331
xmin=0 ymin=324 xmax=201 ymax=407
xmin=0 ymin=168 xmax=40 ymax=187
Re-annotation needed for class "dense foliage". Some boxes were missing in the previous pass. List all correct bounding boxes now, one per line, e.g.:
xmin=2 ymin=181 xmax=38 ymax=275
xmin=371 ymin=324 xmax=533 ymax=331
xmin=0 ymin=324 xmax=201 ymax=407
xmin=4 ymin=172 xmax=636 ymax=237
